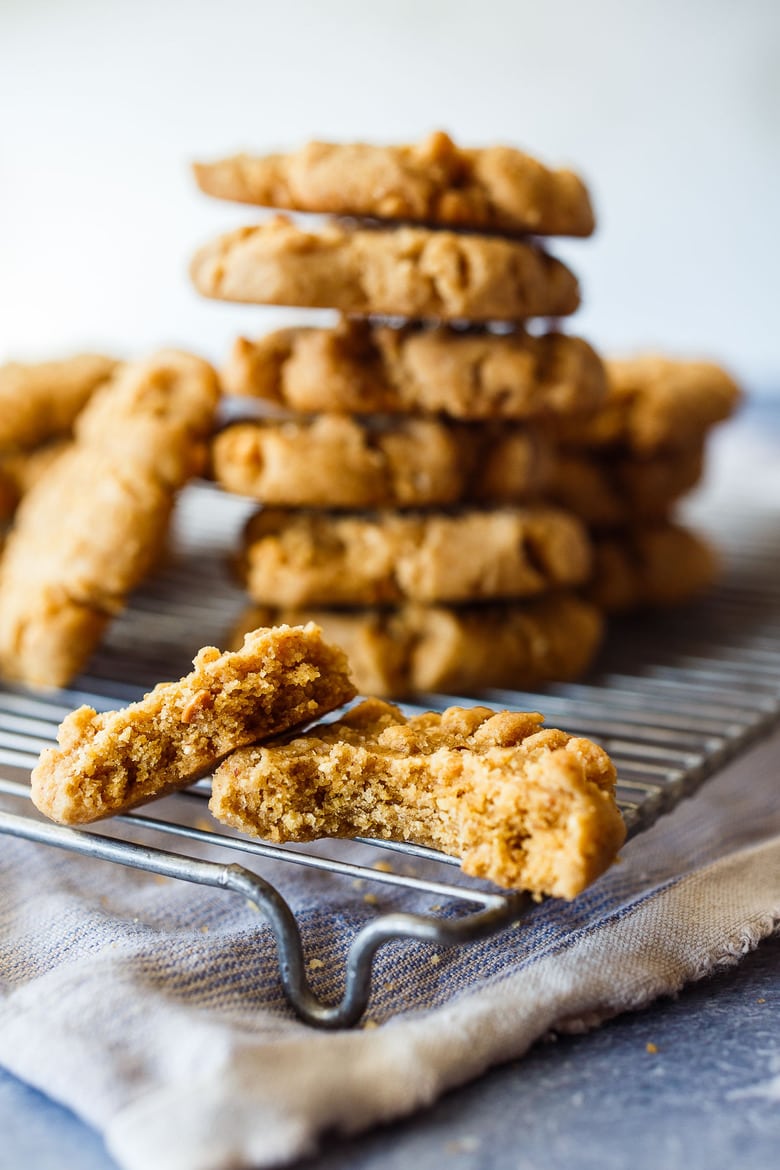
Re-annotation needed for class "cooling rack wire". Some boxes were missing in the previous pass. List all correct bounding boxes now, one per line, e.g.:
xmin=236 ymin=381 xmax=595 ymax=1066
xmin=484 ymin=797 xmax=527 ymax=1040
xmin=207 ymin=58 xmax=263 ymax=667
xmin=1 ymin=486 xmax=778 ymax=1027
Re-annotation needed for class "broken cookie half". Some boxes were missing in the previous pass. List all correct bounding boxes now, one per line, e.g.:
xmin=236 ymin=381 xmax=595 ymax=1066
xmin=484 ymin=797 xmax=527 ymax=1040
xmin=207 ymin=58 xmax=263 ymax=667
xmin=31 ymin=624 xmax=356 ymax=824
xmin=31 ymin=634 xmax=624 ymax=899
xmin=210 ymin=697 xmax=625 ymax=900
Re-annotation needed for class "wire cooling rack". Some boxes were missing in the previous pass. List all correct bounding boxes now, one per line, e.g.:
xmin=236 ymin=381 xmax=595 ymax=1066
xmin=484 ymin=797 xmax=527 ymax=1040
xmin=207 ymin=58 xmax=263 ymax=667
xmin=1 ymin=486 xmax=779 ymax=1027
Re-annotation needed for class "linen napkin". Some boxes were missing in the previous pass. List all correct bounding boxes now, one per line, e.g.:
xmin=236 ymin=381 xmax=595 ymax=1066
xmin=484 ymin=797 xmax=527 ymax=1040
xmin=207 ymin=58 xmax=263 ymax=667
xmin=0 ymin=726 xmax=778 ymax=1170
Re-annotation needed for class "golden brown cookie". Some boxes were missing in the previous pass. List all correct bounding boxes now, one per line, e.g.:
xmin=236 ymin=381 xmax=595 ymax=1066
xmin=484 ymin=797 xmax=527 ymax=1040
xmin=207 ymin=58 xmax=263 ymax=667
xmin=587 ymin=524 xmax=719 ymax=612
xmin=211 ymin=415 xmax=551 ymax=509
xmin=210 ymin=697 xmax=624 ymax=898
xmin=237 ymin=506 xmax=592 ymax=606
xmin=0 ymin=354 xmax=118 ymax=453
xmin=230 ymin=593 xmax=604 ymax=698
xmin=190 ymin=216 xmax=580 ymax=322
xmin=31 ymin=624 xmax=356 ymax=824
xmin=548 ymin=445 xmax=705 ymax=527
xmin=222 ymin=319 xmax=606 ymax=421
xmin=193 ymin=131 xmax=595 ymax=237
xmin=556 ymin=356 xmax=741 ymax=455
xmin=0 ymin=351 xmax=219 ymax=688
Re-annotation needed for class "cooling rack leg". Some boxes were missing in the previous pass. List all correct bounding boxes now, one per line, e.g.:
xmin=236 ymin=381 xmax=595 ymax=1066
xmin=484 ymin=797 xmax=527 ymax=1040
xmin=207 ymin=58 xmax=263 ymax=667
xmin=0 ymin=809 xmax=532 ymax=1028
xmin=0 ymin=810 xmax=350 ymax=1025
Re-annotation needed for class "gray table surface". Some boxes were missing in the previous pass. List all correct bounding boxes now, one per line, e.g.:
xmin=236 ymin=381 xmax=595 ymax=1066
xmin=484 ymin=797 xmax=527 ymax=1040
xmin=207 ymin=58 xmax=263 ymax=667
xmin=1 ymin=402 xmax=778 ymax=1169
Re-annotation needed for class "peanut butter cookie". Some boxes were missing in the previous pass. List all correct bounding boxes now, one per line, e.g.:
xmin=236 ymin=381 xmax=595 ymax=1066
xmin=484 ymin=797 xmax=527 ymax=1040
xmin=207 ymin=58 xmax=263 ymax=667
xmin=210 ymin=698 xmax=624 ymax=899
xmin=237 ymin=505 xmax=592 ymax=606
xmin=548 ymin=444 xmax=704 ymax=527
xmin=31 ymin=624 xmax=356 ymax=824
xmin=587 ymin=524 xmax=718 ymax=612
xmin=0 ymin=351 xmax=219 ymax=687
xmin=211 ymin=414 xmax=550 ymax=509
xmin=0 ymin=441 xmax=70 ymax=523
xmin=190 ymin=216 xmax=580 ymax=322
xmin=222 ymin=319 xmax=606 ymax=420
xmin=193 ymin=131 xmax=595 ymax=237
xmin=556 ymin=356 xmax=741 ymax=455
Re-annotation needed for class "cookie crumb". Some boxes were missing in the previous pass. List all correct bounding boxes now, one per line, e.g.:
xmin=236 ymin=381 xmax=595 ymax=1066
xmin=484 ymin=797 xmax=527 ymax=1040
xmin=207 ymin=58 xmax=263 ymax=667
xmin=363 ymin=892 xmax=379 ymax=906
xmin=199 ymin=925 xmax=209 ymax=934
xmin=645 ymin=1042 xmax=659 ymax=1054
xmin=362 ymin=1019 xmax=378 ymax=1030
xmin=373 ymin=859 xmax=394 ymax=873
xmin=445 ymin=1135 xmax=481 ymax=1154
xmin=429 ymin=954 xmax=441 ymax=967
xmin=757 ymin=997 xmax=766 ymax=1004
xmin=308 ymin=958 xmax=324 ymax=971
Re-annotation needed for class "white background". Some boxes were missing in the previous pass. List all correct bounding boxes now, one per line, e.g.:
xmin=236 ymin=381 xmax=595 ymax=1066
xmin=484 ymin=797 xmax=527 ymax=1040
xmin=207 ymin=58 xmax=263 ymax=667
xmin=1 ymin=0 xmax=778 ymax=392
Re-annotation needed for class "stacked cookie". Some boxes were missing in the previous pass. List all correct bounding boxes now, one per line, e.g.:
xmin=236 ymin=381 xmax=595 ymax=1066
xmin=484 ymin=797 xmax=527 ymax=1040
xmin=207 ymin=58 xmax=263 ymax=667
xmin=546 ymin=355 xmax=741 ymax=611
xmin=191 ymin=132 xmax=611 ymax=695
